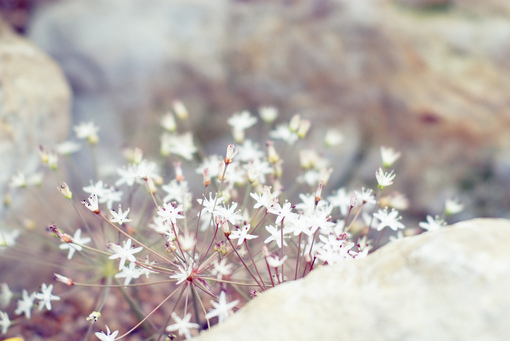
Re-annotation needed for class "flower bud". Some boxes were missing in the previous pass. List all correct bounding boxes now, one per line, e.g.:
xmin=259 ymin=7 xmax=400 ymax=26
xmin=58 ymin=182 xmax=73 ymax=199
xmin=172 ymin=100 xmax=189 ymax=120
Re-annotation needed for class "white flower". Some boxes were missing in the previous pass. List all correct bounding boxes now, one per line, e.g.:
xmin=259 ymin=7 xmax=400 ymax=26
xmin=354 ymin=187 xmax=376 ymax=206
xmin=74 ymin=121 xmax=99 ymax=144
xmin=95 ymin=325 xmax=119 ymax=341
xmin=161 ymin=112 xmax=177 ymax=132
xmin=0 ymin=311 xmax=10 ymax=334
xmin=34 ymin=283 xmax=60 ymax=311
xmin=82 ymin=194 xmax=99 ymax=213
xmin=266 ymin=254 xmax=288 ymax=268
xmin=445 ymin=198 xmax=463 ymax=215
xmin=215 ymin=202 xmax=243 ymax=225
xmin=375 ymin=168 xmax=396 ymax=189
xmin=205 ymin=291 xmax=239 ymax=323
xmin=116 ymin=166 xmax=141 ymax=187
xmin=212 ymin=258 xmax=233 ymax=279
xmin=268 ymin=201 xmax=295 ymax=225
xmin=250 ymin=186 xmax=277 ymax=210
xmin=258 ymin=106 xmax=278 ymax=123
xmin=170 ymin=265 xmax=192 ymax=285
xmin=269 ymin=124 xmax=298 ymax=145
xmin=0 ymin=284 xmax=12 ymax=307
xmin=373 ymin=208 xmax=405 ymax=231
xmin=229 ymin=224 xmax=258 ymax=246
xmin=9 ymin=171 xmax=26 ymax=188
xmin=139 ymin=256 xmax=157 ymax=278
xmin=108 ymin=239 xmax=143 ymax=270
xmin=172 ymin=100 xmax=189 ymax=120
xmin=327 ymin=188 xmax=352 ymax=216
xmin=157 ymin=203 xmax=184 ymax=225
xmin=228 ymin=110 xmax=257 ymax=131
xmin=264 ymin=225 xmax=288 ymax=248
xmin=55 ymin=140 xmax=81 ymax=155
xmin=115 ymin=262 xmax=143 ymax=285
xmin=162 ymin=180 xmax=191 ymax=205
xmin=0 ymin=229 xmax=20 ymax=248
xmin=324 ymin=129 xmax=344 ymax=147
xmin=160 ymin=132 xmax=197 ymax=160
xmin=59 ymin=229 xmax=91 ymax=259
xmin=15 ymin=289 xmax=36 ymax=319
xmin=110 ymin=205 xmax=132 ymax=225
xmin=224 ymin=143 xmax=239 ymax=164
xmin=419 ymin=215 xmax=445 ymax=231
xmin=380 ymin=146 xmax=401 ymax=168
xmin=197 ymin=193 xmax=224 ymax=216
xmin=166 ymin=312 xmax=199 ymax=340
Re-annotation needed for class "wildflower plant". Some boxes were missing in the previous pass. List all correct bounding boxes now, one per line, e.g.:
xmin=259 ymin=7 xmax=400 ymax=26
xmin=0 ymin=103 xmax=464 ymax=339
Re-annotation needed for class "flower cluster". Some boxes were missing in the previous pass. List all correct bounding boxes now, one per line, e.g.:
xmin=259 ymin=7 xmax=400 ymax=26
xmin=0 ymin=103 xmax=464 ymax=339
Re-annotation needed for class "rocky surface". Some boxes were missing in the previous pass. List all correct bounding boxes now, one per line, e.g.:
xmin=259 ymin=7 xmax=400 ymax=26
xmin=0 ymin=15 xmax=71 ymax=201
xmin=196 ymin=218 xmax=510 ymax=341
xmin=24 ymin=0 xmax=510 ymax=217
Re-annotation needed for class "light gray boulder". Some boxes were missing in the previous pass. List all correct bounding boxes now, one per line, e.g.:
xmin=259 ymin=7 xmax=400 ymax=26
xmin=197 ymin=218 xmax=510 ymax=341
xmin=0 ymin=16 xmax=71 ymax=198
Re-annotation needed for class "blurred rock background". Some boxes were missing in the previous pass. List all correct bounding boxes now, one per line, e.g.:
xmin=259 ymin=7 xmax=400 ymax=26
xmin=2 ymin=0 xmax=510 ymax=220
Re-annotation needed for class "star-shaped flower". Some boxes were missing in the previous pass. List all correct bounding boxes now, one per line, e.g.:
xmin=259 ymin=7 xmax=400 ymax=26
xmin=0 ymin=283 xmax=12 ymax=308
xmin=110 ymin=205 xmax=132 ymax=225
xmin=166 ymin=312 xmax=199 ymax=340
xmin=205 ymin=291 xmax=239 ymax=324
xmin=34 ymin=283 xmax=60 ymax=311
xmin=15 ymin=289 xmax=36 ymax=319
xmin=373 ymin=208 xmax=405 ymax=231
xmin=229 ymin=224 xmax=258 ymax=246
xmin=108 ymin=239 xmax=143 ymax=270
xmin=0 ymin=311 xmax=10 ymax=334
xmin=59 ymin=229 xmax=91 ymax=259
xmin=95 ymin=325 xmax=119 ymax=341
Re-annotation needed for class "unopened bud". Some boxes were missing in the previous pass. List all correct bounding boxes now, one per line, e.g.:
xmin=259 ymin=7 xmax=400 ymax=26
xmin=224 ymin=144 xmax=239 ymax=165
xmin=39 ymin=145 xmax=49 ymax=164
xmin=350 ymin=196 xmax=357 ymax=207
xmin=174 ymin=162 xmax=185 ymax=182
xmin=315 ymin=181 xmax=324 ymax=205
xmin=266 ymin=140 xmax=280 ymax=164
xmin=86 ymin=311 xmax=101 ymax=323
xmin=60 ymin=233 xmax=73 ymax=243
xmin=58 ymin=182 xmax=73 ymax=199
xmin=289 ymin=114 xmax=301 ymax=132
xmin=203 ymin=168 xmax=211 ymax=187
xmin=147 ymin=178 xmax=158 ymax=194
xmin=54 ymin=273 xmax=74 ymax=286
xmin=161 ymin=112 xmax=177 ymax=132
xmin=216 ymin=216 xmax=230 ymax=236
xmin=172 ymin=100 xmax=189 ymax=120
xmin=297 ymin=119 xmax=311 ymax=138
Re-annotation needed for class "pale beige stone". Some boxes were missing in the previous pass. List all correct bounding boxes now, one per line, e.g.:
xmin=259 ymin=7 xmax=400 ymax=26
xmin=0 ymin=16 xmax=71 ymax=191
xmin=197 ymin=218 xmax=510 ymax=341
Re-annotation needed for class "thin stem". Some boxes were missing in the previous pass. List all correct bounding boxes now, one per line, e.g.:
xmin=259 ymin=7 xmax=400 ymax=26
xmin=244 ymin=240 xmax=266 ymax=290
xmin=227 ymin=238 xmax=264 ymax=290
xmin=115 ymin=283 xmax=185 ymax=340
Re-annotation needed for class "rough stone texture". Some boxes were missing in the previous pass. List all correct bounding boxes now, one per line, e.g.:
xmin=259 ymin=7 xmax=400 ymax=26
xmin=25 ymin=0 xmax=510 ymax=217
xmin=0 ymin=15 xmax=71 ymax=198
xmin=197 ymin=218 xmax=510 ymax=341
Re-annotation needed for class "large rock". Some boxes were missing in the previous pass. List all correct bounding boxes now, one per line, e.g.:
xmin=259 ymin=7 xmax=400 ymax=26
xmin=0 ymin=16 xmax=71 ymax=199
xmin=197 ymin=218 xmax=510 ymax=341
